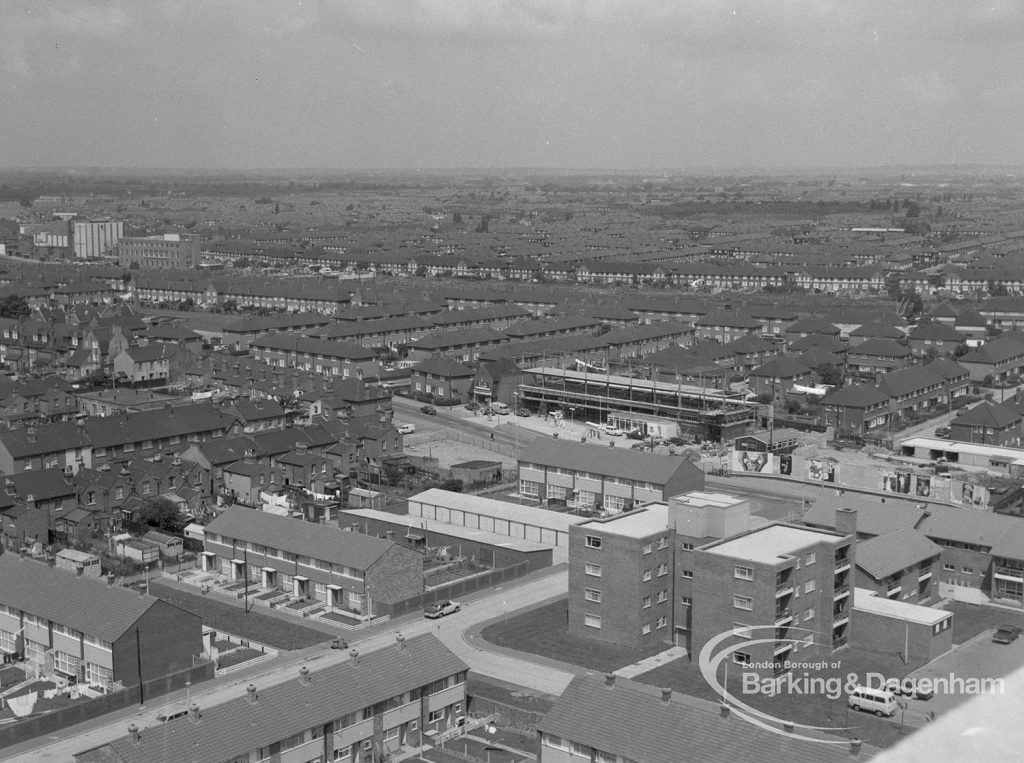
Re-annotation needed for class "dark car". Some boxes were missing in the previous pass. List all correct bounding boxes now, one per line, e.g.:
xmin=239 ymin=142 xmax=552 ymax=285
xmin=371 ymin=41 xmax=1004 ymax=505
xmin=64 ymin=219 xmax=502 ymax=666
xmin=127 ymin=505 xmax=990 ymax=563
xmin=465 ymin=401 xmax=480 ymax=412
xmin=515 ymin=408 xmax=531 ymax=417
xmin=934 ymin=427 xmax=951 ymax=438
xmin=424 ymin=600 xmax=461 ymax=619
xmin=895 ymin=680 xmax=934 ymax=701
xmin=330 ymin=638 xmax=348 ymax=650
xmin=993 ymin=625 xmax=1022 ymax=644
xmin=420 ymin=405 xmax=437 ymax=415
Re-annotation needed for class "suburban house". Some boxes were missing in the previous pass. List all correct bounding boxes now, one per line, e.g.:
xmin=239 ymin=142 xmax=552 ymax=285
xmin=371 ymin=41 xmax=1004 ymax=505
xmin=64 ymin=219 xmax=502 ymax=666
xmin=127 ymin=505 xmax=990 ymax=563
xmin=409 ymin=358 xmax=475 ymax=405
xmin=957 ymin=336 xmax=1024 ymax=382
xmin=821 ymin=385 xmax=891 ymax=439
xmin=907 ymin=322 xmax=965 ymax=358
xmin=76 ymin=634 xmax=469 ymax=763
xmin=747 ymin=357 xmax=812 ymax=404
xmin=201 ymin=507 xmax=423 ymax=616
xmin=0 ymin=553 xmax=203 ymax=689
xmin=948 ymin=401 xmax=1023 ymax=447
xmin=517 ymin=437 xmax=705 ymax=513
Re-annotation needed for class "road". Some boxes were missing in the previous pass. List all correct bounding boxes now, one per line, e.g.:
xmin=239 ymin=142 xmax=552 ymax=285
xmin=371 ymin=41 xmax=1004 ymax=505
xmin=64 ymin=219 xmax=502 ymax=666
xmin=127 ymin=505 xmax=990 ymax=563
xmin=2 ymin=568 xmax=573 ymax=762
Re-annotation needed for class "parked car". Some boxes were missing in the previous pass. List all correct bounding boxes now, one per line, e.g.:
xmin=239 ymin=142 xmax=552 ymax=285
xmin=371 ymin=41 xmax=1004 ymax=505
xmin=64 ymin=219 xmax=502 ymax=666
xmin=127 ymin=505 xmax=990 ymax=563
xmin=397 ymin=423 xmax=416 ymax=434
xmin=420 ymin=405 xmax=437 ymax=415
xmin=330 ymin=638 xmax=348 ymax=650
xmin=424 ymin=600 xmax=461 ymax=619
xmin=465 ymin=401 xmax=480 ymax=411
xmin=934 ymin=427 xmax=951 ymax=438
xmin=515 ymin=408 xmax=531 ymax=417
xmin=894 ymin=679 xmax=933 ymax=701
xmin=993 ymin=625 xmax=1022 ymax=644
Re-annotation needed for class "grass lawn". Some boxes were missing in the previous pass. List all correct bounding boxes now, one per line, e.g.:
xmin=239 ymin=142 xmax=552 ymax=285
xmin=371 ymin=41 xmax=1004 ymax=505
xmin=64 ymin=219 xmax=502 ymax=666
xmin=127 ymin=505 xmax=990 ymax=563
xmin=420 ymin=737 xmax=524 ymax=763
xmin=150 ymin=581 xmax=329 ymax=651
xmin=217 ymin=647 xmax=265 ymax=670
xmin=943 ymin=601 xmax=1024 ymax=645
xmin=0 ymin=665 xmax=25 ymax=689
xmin=468 ymin=676 xmax=552 ymax=715
xmin=479 ymin=597 xmax=668 ymax=673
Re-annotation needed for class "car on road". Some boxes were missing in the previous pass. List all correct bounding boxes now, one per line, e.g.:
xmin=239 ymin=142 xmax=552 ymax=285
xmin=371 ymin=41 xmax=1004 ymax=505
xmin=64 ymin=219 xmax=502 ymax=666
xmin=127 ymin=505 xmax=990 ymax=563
xmin=424 ymin=600 xmax=461 ymax=619
xmin=465 ymin=401 xmax=480 ymax=412
xmin=330 ymin=638 xmax=349 ymax=650
xmin=397 ymin=423 xmax=416 ymax=434
xmin=894 ymin=679 xmax=934 ymax=701
xmin=515 ymin=408 xmax=531 ymax=417
xmin=934 ymin=426 xmax=951 ymax=438
xmin=993 ymin=625 xmax=1022 ymax=644
xmin=420 ymin=405 xmax=437 ymax=415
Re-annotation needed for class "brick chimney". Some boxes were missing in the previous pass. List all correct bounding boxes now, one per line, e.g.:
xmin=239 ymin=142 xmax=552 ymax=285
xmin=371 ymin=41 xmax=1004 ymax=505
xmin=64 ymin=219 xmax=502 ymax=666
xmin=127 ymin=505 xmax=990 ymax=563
xmin=246 ymin=684 xmax=257 ymax=704
xmin=835 ymin=508 xmax=857 ymax=538
xmin=299 ymin=666 xmax=311 ymax=685
xmin=128 ymin=723 xmax=141 ymax=745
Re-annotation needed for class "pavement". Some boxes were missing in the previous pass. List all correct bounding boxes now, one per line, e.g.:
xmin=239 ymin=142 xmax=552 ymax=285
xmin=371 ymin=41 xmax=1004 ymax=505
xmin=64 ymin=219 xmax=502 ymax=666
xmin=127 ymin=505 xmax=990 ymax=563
xmin=2 ymin=566 xmax=573 ymax=762
xmin=614 ymin=646 xmax=688 ymax=679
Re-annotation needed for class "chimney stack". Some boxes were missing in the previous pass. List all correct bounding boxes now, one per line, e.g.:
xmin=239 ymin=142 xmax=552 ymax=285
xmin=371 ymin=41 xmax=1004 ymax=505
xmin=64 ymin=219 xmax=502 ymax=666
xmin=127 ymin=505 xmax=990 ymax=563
xmin=299 ymin=666 xmax=310 ymax=685
xmin=188 ymin=703 xmax=201 ymax=723
xmin=660 ymin=687 xmax=672 ymax=704
xmin=349 ymin=649 xmax=359 ymax=666
xmin=246 ymin=684 xmax=257 ymax=704
xmin=604 ymin=672 xmax=616 ymax=688
xmin=850 ymin=738 xmax=863 ymax=756
xmin=836 ymin=508 xmax=858 ymax=538
xmin=783 ymin=721 xmax=794 ymax=733
xmin=395 ymin=632 xmax=405 ymax=651
xmin=720 ymin=703 xmax=731 ymax=718
xmin=128 ymin=723 xmax=141 ymax=745
xmin=107 ymin=573 xmax=116 ymax=586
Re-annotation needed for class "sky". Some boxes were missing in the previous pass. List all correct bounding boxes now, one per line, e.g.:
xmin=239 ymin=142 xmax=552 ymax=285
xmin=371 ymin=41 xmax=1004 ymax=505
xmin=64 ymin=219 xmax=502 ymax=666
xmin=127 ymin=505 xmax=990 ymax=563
xmin=1 ymin=0 xmax=1022 ymax=171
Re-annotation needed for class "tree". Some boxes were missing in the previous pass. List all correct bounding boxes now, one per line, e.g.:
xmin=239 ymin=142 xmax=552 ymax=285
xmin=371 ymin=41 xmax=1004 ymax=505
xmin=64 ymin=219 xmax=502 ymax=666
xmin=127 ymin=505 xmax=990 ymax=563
xmin=816 ymin=364 xmax=844 ymax=387
xmin=135 ymin=497 xmax=185 ymax=534
xmin=438 ymin=478 xmax=464 ymax=493
xmin=0 ymin=295 xmax=30 ymax=320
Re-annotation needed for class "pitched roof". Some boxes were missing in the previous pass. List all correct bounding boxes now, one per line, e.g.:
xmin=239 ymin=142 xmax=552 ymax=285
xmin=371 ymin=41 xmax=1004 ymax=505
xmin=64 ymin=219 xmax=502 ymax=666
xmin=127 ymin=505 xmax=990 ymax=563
xmin=411 ymin=357 xmax=475 ymax=377
xmin=204 ymin=506 xmax=400 ymax=571
xmin=877 ymin=366 xmax=943 ymax=398
xmin=785 ymin=318 xmax=840 ymax=335
xmin=960 ymin=336 xmax=1024 ymax=364
xmin=748 ymin=356 xmax=811 ymax=379
xmin=923 ymin=357 xmax=969 ymax=381
xmin=849 ymin=322 xmax=904 ymax=339
xmin=0 ymin=421 xmax=91 ymax=458
xmin=0 ymin=554 xmax=167 ymax=642
xmin=908 ymin=322 xmax=964 ymax=341
xmin=723 ymin=334 xmax=776 ymax=353
xmin=821 ymin=384 xmax=889 ymax=408
xmin=522 ymin=437 xmax=703 ymax=487
xmin=83 ymin=634 xmax=467 ymax=763
xmin=695 ymin=311 xmax=763 ymax=329
xmin=848 ymin=337 xmax=911 ymax=358
xmin=538 ymin=674 xmax=876 ymax=763
xmin=952 ymin=400 xmax=1022 ymax=429
xmin=787 ymin=335 xmax=847 ymax=354
xmin=802 ymin=501 xmax=928 ymax=538
xmin=855 ymin=527 xmax=941 ymax=579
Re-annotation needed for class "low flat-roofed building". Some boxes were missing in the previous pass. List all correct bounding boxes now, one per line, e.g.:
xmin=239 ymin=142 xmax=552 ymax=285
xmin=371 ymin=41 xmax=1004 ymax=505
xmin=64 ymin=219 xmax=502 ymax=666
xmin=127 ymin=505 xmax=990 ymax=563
xmin=341 ymin=507 xmax=555 ymax=569
xmin=852 ymin=587 xmax=953 ymax=665
xmin=406 ymin=488 xmax=586 ymax=550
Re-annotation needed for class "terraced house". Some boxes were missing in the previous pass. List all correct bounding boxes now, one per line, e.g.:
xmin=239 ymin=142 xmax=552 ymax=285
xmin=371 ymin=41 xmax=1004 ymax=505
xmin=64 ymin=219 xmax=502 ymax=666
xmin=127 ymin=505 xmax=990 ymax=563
xmin=201 ymin=506 xmax=423 ymax=616
xmin=0 ymin=554 xmax=202 ymax=690
xmin=250 ymin=333 xmax=378 ymax=379
xmin=77 ymin=634 xmax=468 ymax=763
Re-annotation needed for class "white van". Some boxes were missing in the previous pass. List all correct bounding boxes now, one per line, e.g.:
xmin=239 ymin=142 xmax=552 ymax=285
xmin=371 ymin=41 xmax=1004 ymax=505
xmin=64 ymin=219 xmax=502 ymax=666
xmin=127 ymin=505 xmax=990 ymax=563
xmin=847 ymin=685 xmax=898 ymax=717
xmin=490 ymin=402 xmax=510 ymax=415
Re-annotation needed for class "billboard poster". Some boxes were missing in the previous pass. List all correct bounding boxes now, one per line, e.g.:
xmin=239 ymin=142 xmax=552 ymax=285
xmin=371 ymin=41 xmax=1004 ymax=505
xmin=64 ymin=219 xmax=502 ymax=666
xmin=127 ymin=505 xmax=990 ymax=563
xmin=779 ymin=454 xmax=793 ymax=476
xmin=955 ymin=482 xmax=988 ymax=508
xmin=733 ymin=450 xmax=773 ymax=474
xmin=915 ymin=475 xmax=931 ymax=498
xmin=882 ymin=471 xmax=912 ymax=494
xmin=807 ymin=459 xmax=836 ymax=483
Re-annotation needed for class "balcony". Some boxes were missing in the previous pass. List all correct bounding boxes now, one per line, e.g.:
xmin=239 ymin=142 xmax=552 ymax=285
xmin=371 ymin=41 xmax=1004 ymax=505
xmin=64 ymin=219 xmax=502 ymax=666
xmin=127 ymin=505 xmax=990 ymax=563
xmin=994 ymin=566 xmax=1024 ymax=582
xmin=886 ymin=585 xmax=902 ymax=597
xmin=833 ymin=615 xmax=850 ymax=628
xmin=918 ymin=569 xmax=933 ymax=582
xmin=834 ymin=557 xmax=851 ymax=573
xmin=832 ymin=637 xmax=848 ymax=649
xmin=774 ymin=609 xmax=793 ymax=625
xmin=833 ymin=584 xmax=850 ymax=600
xmin=775 ymin=581 xmax=794 ymax=598
xmin=774 ymin=642 xmax=793 ymax=657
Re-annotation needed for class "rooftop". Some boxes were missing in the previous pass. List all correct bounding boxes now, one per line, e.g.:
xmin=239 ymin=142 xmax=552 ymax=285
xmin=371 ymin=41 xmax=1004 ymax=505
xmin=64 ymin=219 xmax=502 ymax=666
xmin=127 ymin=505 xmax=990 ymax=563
xmin=581 ymin=504 xmax=669 ymax=539
xmin=702 ymin=524 xmax=843 ymax=564
xmin=853 ymin=588 xmax=953 ymax=625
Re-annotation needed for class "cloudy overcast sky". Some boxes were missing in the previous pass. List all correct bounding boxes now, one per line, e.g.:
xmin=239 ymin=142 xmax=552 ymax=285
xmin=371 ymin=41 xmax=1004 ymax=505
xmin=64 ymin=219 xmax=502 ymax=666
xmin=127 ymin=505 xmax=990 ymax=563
xmin=1 ymin=0 xmax=1021 ymax=170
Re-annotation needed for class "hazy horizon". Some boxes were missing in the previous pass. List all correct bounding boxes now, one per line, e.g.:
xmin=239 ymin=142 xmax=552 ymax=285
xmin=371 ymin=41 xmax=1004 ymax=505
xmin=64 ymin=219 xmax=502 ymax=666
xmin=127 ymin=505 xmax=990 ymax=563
xmin=3 ymin=1 xmax=1023 ymax=172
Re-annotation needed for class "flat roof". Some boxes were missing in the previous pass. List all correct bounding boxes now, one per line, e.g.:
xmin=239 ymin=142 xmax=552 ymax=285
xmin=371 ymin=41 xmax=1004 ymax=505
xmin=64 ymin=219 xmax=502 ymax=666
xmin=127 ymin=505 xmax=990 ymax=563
xmin=669 ymin=490 xmax=748 ymax=509
xmin=341 ymin=508 xmax=552 ymax=553
xmin=900 ymin=436 xmax=1024 ymax=464
xmin=408 ymin=488 xmax=586 ymax=533
xmin=583 ymin=505 xmax=669 ymax=539
xmin=853 ymin=588 xmax=953 ymax=625
xmin=702 ymin=524 xmax=840 ymax=564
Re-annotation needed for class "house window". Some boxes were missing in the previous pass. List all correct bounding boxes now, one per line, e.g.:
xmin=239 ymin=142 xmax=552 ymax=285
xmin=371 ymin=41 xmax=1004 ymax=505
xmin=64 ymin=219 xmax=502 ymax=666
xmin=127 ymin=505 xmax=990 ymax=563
xmin=141 ymin=481 xmax=152 ymax=496
xmin=657 ymin=536 xmax=668 ymax=550
xmin=585 ymin=535 xmax=602 ymax=549
xmin=680 ymin=570 xmax=693 ymax=579
xmin=657 ymin=590 xmax=667 ymax=603
xmin=584 ymin=563 xmax=602 ymax=577
xmin=584 ymin=588 xmax=601 ymax=603
xmin=680 ymin=596 xmax=691 ymax=606
xmin=642 ymin=623 xmax=651 ymax=634
xmin=584 ymin=614 xmax=601 ymax=629
xmin=805 ymin=580 xmax=816 ymax=593
xmin=733 ymin=595 xmax=753 ymax=611
xmin=681 ymin=542 xmax=694 ymax=551
xmin=805 ymin=552 xmax=816 ymax=566
xmin=87 ymin=491 xmax=95 ymax=505
xmin=943 ymin=563 xmax=955 ymax=572
xmin=734 ymin=565 xmax=753 ymax=580
xmin=114 ymin=486 xmax=125 ymax=500
xmin=804 ymin=608 xmax=815 ymax=621
xmin=642 ymin=542 xmax=652 ymax=554
xmin=733 ymin=652 xmax=751 ymax=666
xmin=657 ymin=563 xmax=668 ymax=577
xmin=657 ymin=616 xmax=667 ymax=629
xmin=642 ymin=569 xmax=652 ymax=582
xmin=642 ymin=596 xmax=651 ymax=609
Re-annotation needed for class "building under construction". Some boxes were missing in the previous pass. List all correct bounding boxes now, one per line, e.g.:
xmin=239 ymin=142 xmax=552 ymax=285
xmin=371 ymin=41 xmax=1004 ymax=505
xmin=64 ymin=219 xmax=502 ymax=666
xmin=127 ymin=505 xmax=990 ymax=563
xmin=517 ymin=367 xmax=757 ymax=443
